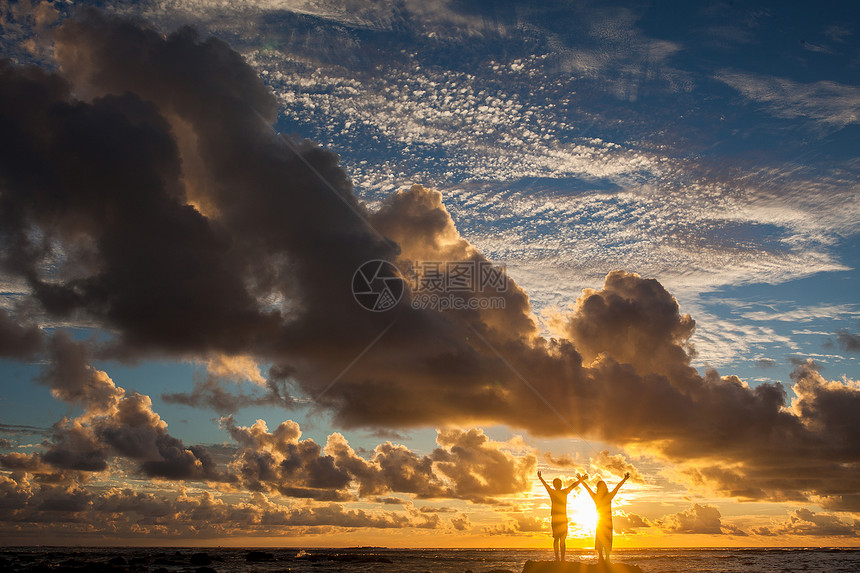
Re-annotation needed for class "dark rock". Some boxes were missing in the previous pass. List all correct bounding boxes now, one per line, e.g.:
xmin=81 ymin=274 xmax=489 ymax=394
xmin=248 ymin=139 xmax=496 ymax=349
xmin=522 ymin=560 xmax=643 ymax=573
xmin=20 ymin=564 xmax=55 ymax=573
xmin=191 ymin=552 xmax=213 ymax=566
xmin=108 ymin=556 xmax=126 ymax=566
xmin=195 ymin=567 xmax=218 ymax=573
xmin=246 ymin=551 xmax=275 ymax=562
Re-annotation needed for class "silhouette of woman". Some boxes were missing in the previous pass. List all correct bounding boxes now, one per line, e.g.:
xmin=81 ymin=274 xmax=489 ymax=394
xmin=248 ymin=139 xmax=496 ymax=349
xmin=538 ymin=470 xmax=583 ymax=562
xmin=579 ymin=472 xmax=629 ymax=565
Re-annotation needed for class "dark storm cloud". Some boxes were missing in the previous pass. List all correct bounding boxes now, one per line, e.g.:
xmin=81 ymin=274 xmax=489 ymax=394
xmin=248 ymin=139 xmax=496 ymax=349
xmin=789 ymin=356 xmax=823 ymax=369
xmin=0 ymin=309 xmax=42 ymax=358
xmin=0 ymin=9 xmax=858 ymax=514
xmin=835 ymin=330 xmax=860 ymax=352
xmin=223 ymin=420 xmax=535 ymax=503
xmin=162 ymin=374 xmax=294 ymax=414
xmin=220 ymin=415 xmax=353 ymax=501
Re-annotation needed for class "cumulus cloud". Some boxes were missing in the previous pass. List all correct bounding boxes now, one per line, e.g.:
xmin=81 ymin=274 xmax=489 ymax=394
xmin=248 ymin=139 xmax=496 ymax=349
xmin=754 ymin=508 xmax=859 ymax=537
xmin=450 ymin=512 xmax=472 ymax=531
xmin=2 ymin=329 xmax=539 ymax=505
xmin=660 ymin=503 xmax=743 ymax=535
xmin=613 ymin=510 xmax=652 ymax=534
xmin=588 ymin=450 xmax=644 ymax=483
xmin=484 ymin=512 xmax=546 ymax=536
xmin=325 ymin=427 xmax=536 ymax=503
xmin=221 ymin=415 xmax=352 ymax=501
xmin=1 ymin=332 xmax=225 ymax=480
xmin=0 ymin=10 xmax=858 ymax=519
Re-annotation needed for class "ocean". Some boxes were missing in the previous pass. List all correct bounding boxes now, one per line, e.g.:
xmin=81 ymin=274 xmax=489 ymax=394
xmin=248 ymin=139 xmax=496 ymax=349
xmin=0 ymin=547 xmax=857 ymax=573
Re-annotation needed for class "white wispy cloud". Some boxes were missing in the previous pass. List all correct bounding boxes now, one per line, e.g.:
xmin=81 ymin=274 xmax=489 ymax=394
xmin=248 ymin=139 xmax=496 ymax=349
xmin=717 ymin=70 xmax=860 ymax=128
xmin=741 ymin=304 xmax=860 ymax=323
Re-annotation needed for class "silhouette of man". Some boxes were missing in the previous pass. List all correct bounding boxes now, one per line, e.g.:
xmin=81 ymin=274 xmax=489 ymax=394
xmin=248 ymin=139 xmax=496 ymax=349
xmin=538 ymin=470 xmax=584 ymax=562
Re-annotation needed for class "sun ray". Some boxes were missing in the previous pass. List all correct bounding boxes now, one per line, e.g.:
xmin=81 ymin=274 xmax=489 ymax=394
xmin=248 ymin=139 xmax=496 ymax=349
xmin=567 ymin=490 xmax=598 ymax=537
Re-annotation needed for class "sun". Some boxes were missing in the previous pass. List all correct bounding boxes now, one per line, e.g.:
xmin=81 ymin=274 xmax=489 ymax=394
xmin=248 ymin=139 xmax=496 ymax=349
xmin=567 ymin=490 xmax=598 ymax=536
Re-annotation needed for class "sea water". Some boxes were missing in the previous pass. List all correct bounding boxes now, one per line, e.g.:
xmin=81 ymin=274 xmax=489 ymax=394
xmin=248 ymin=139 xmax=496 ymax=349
xmin=1 ymin=546 xmax=858 ymax=572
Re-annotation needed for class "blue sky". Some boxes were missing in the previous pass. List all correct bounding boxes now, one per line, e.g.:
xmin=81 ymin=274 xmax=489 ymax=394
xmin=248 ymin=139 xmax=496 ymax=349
xmin=0 ymin=0 xmax=858 ymax=545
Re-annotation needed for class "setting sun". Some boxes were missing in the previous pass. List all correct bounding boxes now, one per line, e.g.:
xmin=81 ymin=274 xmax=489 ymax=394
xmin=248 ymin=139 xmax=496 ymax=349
xmin=567 ymin=491 xmax=598 ymax=536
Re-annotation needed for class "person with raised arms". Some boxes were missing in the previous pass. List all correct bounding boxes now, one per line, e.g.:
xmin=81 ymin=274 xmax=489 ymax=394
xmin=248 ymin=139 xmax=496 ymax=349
xmin=579 ymin=472 xmax=630 ymax=566
xmin=538 ymin=470 xmax=584 ymax=562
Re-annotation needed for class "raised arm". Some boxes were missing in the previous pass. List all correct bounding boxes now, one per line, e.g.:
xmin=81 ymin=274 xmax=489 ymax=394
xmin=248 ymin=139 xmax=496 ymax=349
xmin=610 ymin=472 xmax=630 ymax=499
xmin=538 ymin=470 xmax=551 ymax=494
xmin=577 ymin=474 xmax=596 ymax=499
xmin=563 ymin=475 xmax=584 ymax=494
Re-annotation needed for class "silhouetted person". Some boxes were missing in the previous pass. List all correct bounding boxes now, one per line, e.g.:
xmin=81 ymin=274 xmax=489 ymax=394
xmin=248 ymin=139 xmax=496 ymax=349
xmin=538 ymin=470 xmax=584 ymax=562
xmin=579 ymin=472 xmax=629 ymax=566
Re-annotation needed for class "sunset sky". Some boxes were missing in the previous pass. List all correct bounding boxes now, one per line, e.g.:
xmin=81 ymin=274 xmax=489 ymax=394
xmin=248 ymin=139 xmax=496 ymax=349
xmin=0 ymin=0 xmax=858 ymax=547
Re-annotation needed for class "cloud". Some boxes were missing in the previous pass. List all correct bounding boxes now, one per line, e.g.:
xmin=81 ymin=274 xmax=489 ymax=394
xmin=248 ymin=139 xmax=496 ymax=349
xmin=432 ymin=429 xmax=537 ymax=502
xmin=450 ymin=513 xmax=472 ymax=531
xmin=0 ymin=476 xmax=443 ymax=540
xmin=542 ymin=452 xmax=583 ymax=470
xmin=612 ymin=510 xmax=652 ymax=534
xmin=717 ymin=71 xmax=860 ymax=129
xmin=588 ymin=450 xmax=644 ymax=484
xmin=660 ymin=503 xmax=743 ymax=535
xmin=0 ymin=422 xmax=47 ymax=437
xmin=0 ymin=10 xmax=858 ymax=517
xmin=484 ymin=511 xmax=546 ymax=536
xmin=161 ymin=374 xmax=294 ymax=414
xmin=325 ymin=427 xmax=536 ymax=503
xmin=1 ymin=332 xmax=226 ymax=481
xmin=0 ymin=309 xmax=43 ymax=358
xmin=221 ymin=415 xmax=353 ymax=501
xmin=835 ymin=331 xmax=860 ymax=353
xmin=755 ymin=508 xmax=860 ymax=537
xmin=673 ymin=363 xmax=860 ymax=512
xmin=3 ymin=329 xmax=539 ymax=505
xmin=740 ymin=304 xmax=860 ymax=323
xmin=204 ymin=354 xmax=267 ymax=385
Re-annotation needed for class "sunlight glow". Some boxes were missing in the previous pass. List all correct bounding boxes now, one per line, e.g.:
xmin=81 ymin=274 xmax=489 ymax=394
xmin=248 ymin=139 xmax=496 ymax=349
xmin=567 ymin=491 xmax=597 ymax=536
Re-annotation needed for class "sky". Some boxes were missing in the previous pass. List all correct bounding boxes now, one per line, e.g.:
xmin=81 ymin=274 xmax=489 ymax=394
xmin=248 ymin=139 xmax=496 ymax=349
xmin=0 ymin=0 xmax=858 ymax=548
